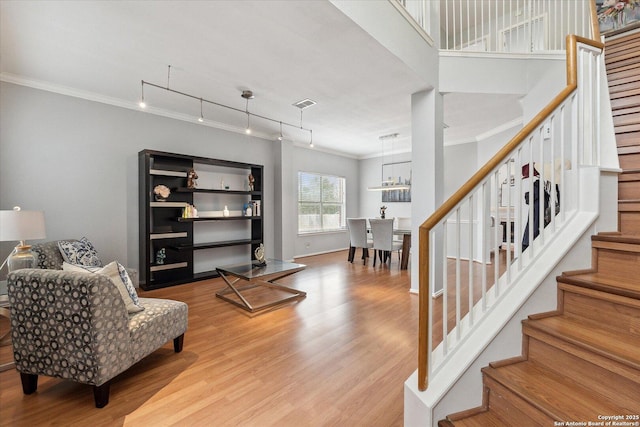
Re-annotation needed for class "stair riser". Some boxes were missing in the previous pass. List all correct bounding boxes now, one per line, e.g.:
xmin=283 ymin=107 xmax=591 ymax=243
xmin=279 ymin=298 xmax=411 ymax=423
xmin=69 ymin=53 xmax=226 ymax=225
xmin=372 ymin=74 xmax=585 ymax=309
xmin=616 ymin=132 xmax=640 ymax=147
xmin=523 ymin=333 xmax=640 ymax=404
xmin=619 ymin=172 xmax=640 ymax=182
xmin=594 ymin=247 xmax=640 ymax=282
xmin=619 ymin=181 xmax=640 ymax=200
xmin=620 ymin=152 xmax=640 ymax=170
xmin=482 ymin=376 xmax=552 ymax=425
xmin=619 ymin=212 xmax=640 ymax=235
xmin=560 ymin=288 xmax=640 ymax=335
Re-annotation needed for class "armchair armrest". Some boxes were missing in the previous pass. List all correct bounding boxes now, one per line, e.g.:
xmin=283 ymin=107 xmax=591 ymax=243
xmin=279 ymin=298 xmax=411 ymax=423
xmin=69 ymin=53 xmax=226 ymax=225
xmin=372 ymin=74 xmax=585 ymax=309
xmin=7 ymin=269 xmax=134 ymax=386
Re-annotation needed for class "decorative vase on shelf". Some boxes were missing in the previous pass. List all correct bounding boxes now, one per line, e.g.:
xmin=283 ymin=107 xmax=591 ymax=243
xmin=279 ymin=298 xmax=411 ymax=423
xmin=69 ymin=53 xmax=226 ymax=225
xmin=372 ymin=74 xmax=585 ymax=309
xmin=153 ymin=184 xmax=170 ymax=202
xmin=223 ymin=206 xmax=229 ymax=217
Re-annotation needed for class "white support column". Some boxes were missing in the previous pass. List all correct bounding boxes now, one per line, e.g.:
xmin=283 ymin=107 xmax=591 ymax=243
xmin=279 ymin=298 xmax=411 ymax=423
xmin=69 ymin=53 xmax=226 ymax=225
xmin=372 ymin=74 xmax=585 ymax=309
xmin=273 ymin=140 xmax=295 ymax=262
xmin=411 ymin=88 xmax=444 ymax=294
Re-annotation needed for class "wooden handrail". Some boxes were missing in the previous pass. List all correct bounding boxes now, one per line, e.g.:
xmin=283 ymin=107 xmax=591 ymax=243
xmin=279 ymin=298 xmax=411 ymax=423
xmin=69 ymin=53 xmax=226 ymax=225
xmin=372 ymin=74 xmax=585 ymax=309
xmin=590 ymin=0 xmax=602 ymax=42
xmin=417 ymin=34 xmax=604 ymax=392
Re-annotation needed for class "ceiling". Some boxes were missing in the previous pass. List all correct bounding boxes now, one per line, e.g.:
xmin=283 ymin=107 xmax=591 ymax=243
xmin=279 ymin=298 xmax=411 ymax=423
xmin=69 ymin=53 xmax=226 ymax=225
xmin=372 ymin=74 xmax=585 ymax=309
xmin=0 ymin=1 xmax=521 ymax=159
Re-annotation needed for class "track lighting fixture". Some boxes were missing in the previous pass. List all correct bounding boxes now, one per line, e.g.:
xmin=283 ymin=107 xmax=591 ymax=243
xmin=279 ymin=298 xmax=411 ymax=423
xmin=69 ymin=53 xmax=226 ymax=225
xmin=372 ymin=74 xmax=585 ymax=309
xmin=198 ymin=98 xmax=204 ymax=122
xmin=242 ymin=90 xmax=253 ymax=134
xmin=139 ymin=67 xmax=316 ymax=146
xmin=139 ymin=80 xmax=146 ymax=108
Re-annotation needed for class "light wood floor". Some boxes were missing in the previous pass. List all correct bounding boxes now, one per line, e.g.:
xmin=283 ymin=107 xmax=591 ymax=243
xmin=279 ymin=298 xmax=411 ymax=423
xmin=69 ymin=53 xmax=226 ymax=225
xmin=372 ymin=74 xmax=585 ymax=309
xmin=0 ymin=250 xmax=417 ymax=427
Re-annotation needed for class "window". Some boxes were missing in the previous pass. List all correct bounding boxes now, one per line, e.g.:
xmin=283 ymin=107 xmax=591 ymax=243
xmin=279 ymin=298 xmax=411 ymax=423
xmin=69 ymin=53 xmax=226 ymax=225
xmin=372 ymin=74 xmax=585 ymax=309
xmin=298 ymin=172 xmax=346 ymax=234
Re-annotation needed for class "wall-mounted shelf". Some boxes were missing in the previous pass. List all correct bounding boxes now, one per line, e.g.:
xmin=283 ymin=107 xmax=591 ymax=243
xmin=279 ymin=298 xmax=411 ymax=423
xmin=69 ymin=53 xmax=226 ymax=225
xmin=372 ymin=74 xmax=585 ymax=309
xmin=150 ymin=232 xmax=189 ymax=240
xmin=175 ymin=187 xmax=261 ymax=196
xmin=150 ymin=169 xmax=187 ymax=177
xmin=150 ymin=201 xmax=188 ymax=208
xmin=150 ymin=262 xmax=188 ymax=272
xmin=172 ymin=239 xmax=262 ymax=251
xmin=139 ymin=149 xmax=264 ymax=290
xmin=177 ymin=216 xmax=259 ymax=222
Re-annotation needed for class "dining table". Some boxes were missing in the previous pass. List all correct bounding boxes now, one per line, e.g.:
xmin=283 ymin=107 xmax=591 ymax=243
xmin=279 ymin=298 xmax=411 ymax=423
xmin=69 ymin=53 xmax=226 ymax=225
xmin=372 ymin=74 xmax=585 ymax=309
xmin=349 ymin=228 xmax=411 ymax=270
xmin=394 ymin=229 xmax=411 ymax=270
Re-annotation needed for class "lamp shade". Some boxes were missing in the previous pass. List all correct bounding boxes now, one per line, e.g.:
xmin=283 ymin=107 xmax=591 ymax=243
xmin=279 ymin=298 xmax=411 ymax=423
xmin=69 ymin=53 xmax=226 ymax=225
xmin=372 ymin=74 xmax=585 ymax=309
xmin=0 ymin=208 xmax=46 ymax=242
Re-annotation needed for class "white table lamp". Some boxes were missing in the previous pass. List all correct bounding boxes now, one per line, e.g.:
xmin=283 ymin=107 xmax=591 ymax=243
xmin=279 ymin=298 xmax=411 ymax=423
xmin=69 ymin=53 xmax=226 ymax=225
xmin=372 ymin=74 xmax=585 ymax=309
xmin=0 ymin=207 xmax=46 ymax=272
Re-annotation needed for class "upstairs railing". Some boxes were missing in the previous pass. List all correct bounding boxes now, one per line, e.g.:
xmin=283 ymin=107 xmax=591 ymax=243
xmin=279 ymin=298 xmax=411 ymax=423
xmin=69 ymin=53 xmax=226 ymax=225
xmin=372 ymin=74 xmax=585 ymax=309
xmin=395 ymin=0 xmax=595 ymax=53
xmin=442 ymin=0 xmax=593 ymax=52
xmin=417 ymin=33 xmax=604 ymax=391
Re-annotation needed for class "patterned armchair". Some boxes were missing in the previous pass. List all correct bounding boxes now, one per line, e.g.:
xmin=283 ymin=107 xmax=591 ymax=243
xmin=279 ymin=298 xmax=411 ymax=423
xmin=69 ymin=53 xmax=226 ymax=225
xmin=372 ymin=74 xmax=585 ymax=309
xmin=6 ymin=240 xmax=188 ymax=408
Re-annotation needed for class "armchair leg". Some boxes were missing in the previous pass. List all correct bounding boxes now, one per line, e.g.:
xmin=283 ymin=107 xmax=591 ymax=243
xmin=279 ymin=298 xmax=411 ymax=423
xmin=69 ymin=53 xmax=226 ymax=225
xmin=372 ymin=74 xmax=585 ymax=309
xmin=93 ymin=381 xmax=111 ymax=408
xmin=174 ymin=334 xmax=184 ymax=353
xmin=20 ymin=373 xmax=38 ymax=394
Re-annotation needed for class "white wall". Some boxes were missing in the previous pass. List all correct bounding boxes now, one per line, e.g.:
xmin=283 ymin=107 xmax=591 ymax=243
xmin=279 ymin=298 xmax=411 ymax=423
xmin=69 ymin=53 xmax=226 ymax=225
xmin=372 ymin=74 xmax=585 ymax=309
xmin=0 ymin=82 xmax=280 ymax=274
xmin=292 ymin=146 xmax=359 ymax=258
xmin=0 ymin=83 xmax=363 ymax=271
xmin=443 ymin=143 xmax=478 ymax=200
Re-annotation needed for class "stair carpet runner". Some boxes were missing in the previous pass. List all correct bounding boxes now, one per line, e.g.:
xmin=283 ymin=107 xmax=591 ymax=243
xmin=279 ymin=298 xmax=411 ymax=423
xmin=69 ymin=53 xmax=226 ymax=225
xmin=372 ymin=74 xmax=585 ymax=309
xmin=438 ymin=234 xmax=640 ymax=426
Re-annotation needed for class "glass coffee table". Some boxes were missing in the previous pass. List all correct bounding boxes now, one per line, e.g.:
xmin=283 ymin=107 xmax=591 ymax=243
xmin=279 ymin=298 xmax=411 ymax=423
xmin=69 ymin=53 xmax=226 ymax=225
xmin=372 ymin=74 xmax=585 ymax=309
xmin=216 ymin=259 xmax=306 ymax=313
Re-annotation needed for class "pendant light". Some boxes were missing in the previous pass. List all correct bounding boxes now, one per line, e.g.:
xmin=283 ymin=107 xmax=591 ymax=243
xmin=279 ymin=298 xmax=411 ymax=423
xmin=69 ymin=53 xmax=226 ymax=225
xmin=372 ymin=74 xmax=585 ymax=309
xmin=367 ymin=133 xmax=411 ymax=191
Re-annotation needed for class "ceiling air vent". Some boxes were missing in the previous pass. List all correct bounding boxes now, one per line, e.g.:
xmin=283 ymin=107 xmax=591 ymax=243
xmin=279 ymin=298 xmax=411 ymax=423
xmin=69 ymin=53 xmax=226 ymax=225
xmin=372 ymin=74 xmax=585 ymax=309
xmin=292 ymin=98 xmax=317 ymax=110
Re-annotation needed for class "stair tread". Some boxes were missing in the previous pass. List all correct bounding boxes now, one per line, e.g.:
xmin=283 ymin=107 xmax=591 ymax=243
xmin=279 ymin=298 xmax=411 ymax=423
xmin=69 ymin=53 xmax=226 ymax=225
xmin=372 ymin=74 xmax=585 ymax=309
xmin=524 ymin=315 xmax=640 ymax=369
xmin=592 ymin=233 xmax=640 ymax=245
xmin=483 ymin=361 xmax=638 ymax=420
xmin=558 ymin=272 xmax=640 ymax=297
xmin=443 ymin=410 xmax=509 ymax=426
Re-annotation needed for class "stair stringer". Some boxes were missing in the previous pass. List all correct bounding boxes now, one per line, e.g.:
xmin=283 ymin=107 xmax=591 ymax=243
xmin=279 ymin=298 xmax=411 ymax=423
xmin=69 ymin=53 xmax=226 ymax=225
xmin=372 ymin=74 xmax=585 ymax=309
xmin=404 ymin=168 xmax=619 ymax=427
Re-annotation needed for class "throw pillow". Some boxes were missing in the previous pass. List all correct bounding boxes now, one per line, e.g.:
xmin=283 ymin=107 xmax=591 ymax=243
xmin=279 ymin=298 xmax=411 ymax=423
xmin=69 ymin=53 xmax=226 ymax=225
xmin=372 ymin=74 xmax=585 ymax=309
xmin=63 ymin=261 xmax=144 ymax=314
xmin=58 ymin=237 xmax=103 ymax=267
xmin=116 ymin=262 xmax=141 ymax=306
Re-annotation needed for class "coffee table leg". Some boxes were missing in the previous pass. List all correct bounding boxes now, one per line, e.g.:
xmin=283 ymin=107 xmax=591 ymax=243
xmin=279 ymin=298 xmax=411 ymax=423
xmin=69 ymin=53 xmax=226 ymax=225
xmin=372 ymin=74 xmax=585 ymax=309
xmin=216 ymin=272 xmax=254 ymax=311
xmin=215 ymin=268 xmax=306 ymax=313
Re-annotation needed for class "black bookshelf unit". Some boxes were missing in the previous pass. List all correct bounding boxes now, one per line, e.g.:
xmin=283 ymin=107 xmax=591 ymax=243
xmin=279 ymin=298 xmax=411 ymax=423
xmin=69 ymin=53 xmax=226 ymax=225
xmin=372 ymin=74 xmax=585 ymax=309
xmin=139 ymin=149 xmax=263 ymax=290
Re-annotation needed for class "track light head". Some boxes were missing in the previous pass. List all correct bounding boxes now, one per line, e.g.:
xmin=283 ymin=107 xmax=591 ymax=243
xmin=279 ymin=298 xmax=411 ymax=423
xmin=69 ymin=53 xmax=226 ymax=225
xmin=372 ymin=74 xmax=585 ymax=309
xmin=139 ymin=80 xmax=146 ymax=108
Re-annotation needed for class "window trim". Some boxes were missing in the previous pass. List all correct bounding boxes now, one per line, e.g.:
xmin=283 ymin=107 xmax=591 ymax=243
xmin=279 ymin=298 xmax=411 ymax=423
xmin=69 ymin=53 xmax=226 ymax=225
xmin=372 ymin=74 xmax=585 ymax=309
xmin=297 ymin=171 xmax=347 ymax=235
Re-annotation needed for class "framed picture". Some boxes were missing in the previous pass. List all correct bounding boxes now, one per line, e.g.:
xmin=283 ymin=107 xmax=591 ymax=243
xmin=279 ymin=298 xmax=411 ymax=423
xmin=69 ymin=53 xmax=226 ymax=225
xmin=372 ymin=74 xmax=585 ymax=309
xmin=382 ymin=161 xmax=411 ymax=203
xmin=596 ymin=0 xmax=640 ymax=34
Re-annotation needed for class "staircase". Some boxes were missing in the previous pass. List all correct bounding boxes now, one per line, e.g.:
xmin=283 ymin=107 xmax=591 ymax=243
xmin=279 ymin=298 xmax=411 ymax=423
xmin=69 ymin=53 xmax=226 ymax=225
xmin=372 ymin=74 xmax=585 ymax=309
xmin=437 ymin=30 xmax=640 ymax=426
xmin=438 ymin=234 xmax=640 ymax=425
xmin=606 ymin=31 xmax=640 ymax=234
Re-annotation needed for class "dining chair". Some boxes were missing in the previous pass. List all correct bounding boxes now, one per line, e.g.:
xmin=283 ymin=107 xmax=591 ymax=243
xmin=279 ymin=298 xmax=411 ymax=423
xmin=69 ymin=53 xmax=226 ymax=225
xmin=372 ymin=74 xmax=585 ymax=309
xmin=347 ymin=218 xmax=373 ymax=264
xmin=369 ymin=218 xmax=403 ymax=267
